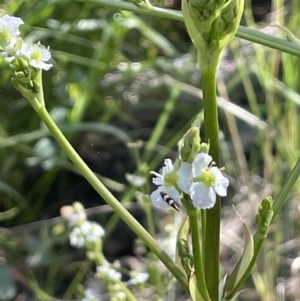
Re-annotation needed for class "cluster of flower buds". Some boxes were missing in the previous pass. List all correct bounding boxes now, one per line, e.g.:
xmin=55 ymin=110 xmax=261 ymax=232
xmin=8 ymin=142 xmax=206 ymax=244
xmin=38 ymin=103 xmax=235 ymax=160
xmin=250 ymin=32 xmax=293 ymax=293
xmin=181 ymin=0 xmax=244 ymax=69
xmin=150 ymin=126 xmax=229 ymax=210
xmin=0 ymin=14 xmax=52 ymax=96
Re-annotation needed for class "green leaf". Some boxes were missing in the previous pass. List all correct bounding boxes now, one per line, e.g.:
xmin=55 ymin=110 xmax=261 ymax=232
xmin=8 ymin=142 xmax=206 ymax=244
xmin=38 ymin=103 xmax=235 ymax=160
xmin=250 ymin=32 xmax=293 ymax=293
xmin=219 ymin=275 xmax=227 ymax=301
xmin=189 ymin=272 xmax=209 ymax=301
xmin=223 ymin=210 xmax=254 ymax=296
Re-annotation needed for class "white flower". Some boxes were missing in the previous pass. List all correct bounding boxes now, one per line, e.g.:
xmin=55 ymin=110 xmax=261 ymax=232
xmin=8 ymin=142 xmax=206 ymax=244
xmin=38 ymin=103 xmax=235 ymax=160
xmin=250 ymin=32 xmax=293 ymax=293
xmin=150 ymin=158 xmax=181 ymax=210
xmin=20 ymin=42 xmax=53 ymax=70
xmin=81 ymin=221 xmax=105 ymax=242
xmin=0 ymin=14 xmax=23 ymax=49
xmin=81 ymin=288 xmax=100 ymax=301
xmin=1 ymin=37 xmax=22 ymax=62
xmin=60 ymin=203 xmax=86 ymax=227
xmin=96 ymin=261 xmax=122 ymax=281
xmin=127 ymin=272 xmax=149 ymax=285
xmin=125 ymin=173 xmax=146 ymax=187
xmin=178 ymin=153 xmax=229 ymax=209
xmin=291 ymin=257 xmax=300 ymax=275
xmin=69 ymin=221 xmax=105 ymax=248
xmin=70 ymin=227 xmax=85 ymax=248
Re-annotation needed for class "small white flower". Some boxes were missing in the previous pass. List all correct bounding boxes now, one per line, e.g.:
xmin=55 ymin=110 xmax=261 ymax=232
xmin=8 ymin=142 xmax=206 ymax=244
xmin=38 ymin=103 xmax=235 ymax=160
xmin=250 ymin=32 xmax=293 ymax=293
xmin=67 ymin=211 xmax=86 ymax=227
xmin=61 ymin=203 xmax=86 ymax=227
xmin=70 ymin=227 xmax=85 ymax=248
xmin=97 ymin=261 xmax=122 ymax=281
xmin=1 ymin=37 xmax=22 ymax=62
xmin=127 ymin=272 xmax=149 ymax=285
xmin=178 ymin=152 xmax=229 ymax=209
xmin=69 ymin=221 xmax=105 ymax=248
xmin=20 ymin=42 xmax=53 ymax=70
xmin=125 ymin=173 xmax=146 ymax=187
xmin=0 ymin=14 xmax=23 ymax=49
xmin=115 ymin=291 xmax=126 ymax=301
xmin=81 ymin=221 xmax=105 ymax=242
xmin=150 ymin=158 xmax=181 ymax=210
xmin=81 ymin=288 xmax=100 ymax=301
xmin=291 ymin=256 xmax=300 ymax=275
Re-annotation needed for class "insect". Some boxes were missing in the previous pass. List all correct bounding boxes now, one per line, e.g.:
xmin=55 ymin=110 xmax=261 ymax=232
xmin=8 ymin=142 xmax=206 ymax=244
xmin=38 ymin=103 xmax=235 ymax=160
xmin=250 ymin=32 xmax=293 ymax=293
xmin=160 ymin=192 xmax=180 ymax=211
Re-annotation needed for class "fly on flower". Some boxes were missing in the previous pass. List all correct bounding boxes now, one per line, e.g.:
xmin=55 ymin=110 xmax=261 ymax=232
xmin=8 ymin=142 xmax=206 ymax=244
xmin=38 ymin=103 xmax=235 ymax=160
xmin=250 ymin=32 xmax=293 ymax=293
xmin=160 ymin=192 xmax=180 ymax=211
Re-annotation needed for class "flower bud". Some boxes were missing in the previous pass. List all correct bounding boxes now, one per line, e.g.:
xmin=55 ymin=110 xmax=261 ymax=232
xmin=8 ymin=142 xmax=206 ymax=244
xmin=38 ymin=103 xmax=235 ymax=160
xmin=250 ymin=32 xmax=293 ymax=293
xmin=178 ymin=126 xmax=201 ymax=163
xmin=177 ymin=238 xmax=194 ymax=277
xmin=199 ymin=142 xmax=210 ymax=153
xmin=255 ymin=196 xmax=273 ymax=238
xmin=182 ymin=0 xmax=244 ymax=70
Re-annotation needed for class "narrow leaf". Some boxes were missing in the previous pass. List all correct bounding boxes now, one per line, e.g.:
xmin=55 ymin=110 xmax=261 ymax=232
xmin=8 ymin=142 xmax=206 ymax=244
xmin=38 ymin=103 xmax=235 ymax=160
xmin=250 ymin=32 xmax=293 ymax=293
xmin=224 ymin=209 xmax=254 ymax=294
xmin=189 ymin=272 xmax=208 ymax=301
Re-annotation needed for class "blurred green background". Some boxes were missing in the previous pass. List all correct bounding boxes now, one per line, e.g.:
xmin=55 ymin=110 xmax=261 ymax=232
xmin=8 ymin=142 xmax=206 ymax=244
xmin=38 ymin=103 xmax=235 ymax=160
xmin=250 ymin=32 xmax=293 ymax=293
xmin=0 ymin=0 xmax=300 ymax=300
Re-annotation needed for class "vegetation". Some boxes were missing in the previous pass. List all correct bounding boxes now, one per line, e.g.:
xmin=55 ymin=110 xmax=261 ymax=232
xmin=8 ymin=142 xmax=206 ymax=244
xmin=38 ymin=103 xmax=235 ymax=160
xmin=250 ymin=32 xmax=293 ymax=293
xmin=0 ymin=0 xmax=300 ymax=300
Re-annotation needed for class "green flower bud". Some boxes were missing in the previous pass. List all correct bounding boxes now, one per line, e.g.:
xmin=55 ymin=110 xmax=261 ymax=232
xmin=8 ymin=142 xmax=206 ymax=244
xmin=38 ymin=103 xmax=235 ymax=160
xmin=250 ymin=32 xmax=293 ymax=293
xmin=15 ymin=71 xmax=27 ymax=79
xmin=177 ymin=238 xmax=190 ymax=258
xmin=13 ymin=56 xmax=29 ymax=70
xmin=32 ymin=79 xmax=41 ymax=93
xmin=255 ymin=196 xmax=273 ymax=238
xmin=182 ymin=0 xmax=244 ymax=71
xmin=199 ymin=142 xmax=210 ymax=153
xmin=177 ymin=238 xmax=194 ymax=278
xmin=178 ymin=126 xmax=201 ymax=163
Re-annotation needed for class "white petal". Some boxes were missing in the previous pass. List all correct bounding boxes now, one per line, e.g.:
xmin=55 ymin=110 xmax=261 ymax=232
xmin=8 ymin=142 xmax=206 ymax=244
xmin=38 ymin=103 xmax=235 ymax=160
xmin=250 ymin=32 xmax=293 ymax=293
xmin=211 ymin=167 xmax=229 ymax=197
xmin=150 ymin=188 xmax=172 ymax=210
xmin=177 ymin=162 xmax=192 ymax=193
xmin=190 ymin=182 xmax=216 ymax=209
xmin=150 ymin=186 xmax=180 ymax=210
xmin=151 ymin=171 xmax=164 ymax=186
xmin=161 ymin=158 xmax=174 ymax=174
xmin=192 ymin=153 xmax=212 ymax=176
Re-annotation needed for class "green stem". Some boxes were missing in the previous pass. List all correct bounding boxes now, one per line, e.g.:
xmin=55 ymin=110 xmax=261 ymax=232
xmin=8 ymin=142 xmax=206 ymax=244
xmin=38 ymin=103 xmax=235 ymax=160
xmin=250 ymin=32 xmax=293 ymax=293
xmin=34 ymin=106 xmax=189 ymax=291
xmin=189 ymin=209 xmax=210 ymax=301
xmin=202 ymin=67 xmax=220 ymax=301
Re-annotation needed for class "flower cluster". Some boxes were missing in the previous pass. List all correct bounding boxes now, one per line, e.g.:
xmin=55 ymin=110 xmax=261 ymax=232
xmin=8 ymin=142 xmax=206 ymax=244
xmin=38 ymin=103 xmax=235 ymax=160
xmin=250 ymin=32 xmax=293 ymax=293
xmin=96 ymin=261 xmax=122 ymax=282
xmin=60 ymin=202 xmax=105 ymax=249
xmin=0 ymin=14 xmax=52 ymax=70
xmin=70 ymin=221 xmax=105 ymax=248
xmin=151 ymin=150 xmax=229 ymax=210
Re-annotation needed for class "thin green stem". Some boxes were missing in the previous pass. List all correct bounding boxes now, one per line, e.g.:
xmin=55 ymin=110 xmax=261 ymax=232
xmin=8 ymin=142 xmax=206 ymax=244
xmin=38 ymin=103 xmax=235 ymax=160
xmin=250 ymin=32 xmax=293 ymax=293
xmin=200 ymin=209 xmax=206 ymax=259
xmin=271 ymin=155 xmax=300 ymax=221
xmin=189 ymin=209 xmax=210 ymax=301
xmin=202 ymin=67 xmax=220 ymax=301
xmin=76 ymin=0 xmax=300 ymax=57
xmin=35 ymin=106 xmax=189 ymax=292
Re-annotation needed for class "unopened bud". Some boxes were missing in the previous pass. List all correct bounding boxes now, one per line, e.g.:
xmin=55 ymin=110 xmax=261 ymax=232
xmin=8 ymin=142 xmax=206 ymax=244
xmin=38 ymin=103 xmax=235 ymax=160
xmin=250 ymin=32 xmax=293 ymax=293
xmin=255 ymin=196 xmax=273 ymax=238
xmin=182 ymin=0 xmax=244 ymax=71
xmin=178 ymin=126 xmax=201 ymax=163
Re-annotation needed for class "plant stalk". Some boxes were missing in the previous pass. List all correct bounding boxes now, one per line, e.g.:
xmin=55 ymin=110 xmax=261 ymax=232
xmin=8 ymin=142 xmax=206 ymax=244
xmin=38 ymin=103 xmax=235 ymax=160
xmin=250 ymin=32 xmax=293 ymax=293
xmin=202 ymin=67 xmax=220 ymax=301
xmin=35 ymin=106 xmax=189 ymax=291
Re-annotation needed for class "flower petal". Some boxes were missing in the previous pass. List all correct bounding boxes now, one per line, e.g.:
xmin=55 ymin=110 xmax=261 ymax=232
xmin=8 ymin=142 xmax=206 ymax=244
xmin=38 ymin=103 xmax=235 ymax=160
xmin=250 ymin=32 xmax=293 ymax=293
xmin=192 ymin=153 xmax=212 ymax=176
xmin=150 ymin=186 xmax=180 ymax=210
xmin=161 ymin=158 xmax=174 ymax=174
xmin=211 ymin=167 xmax=229 ymax=197
xmin=177 ymin=162 xmax=192 ymax=193
xmin=190 ymin=182 xmax=216 ymax=209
